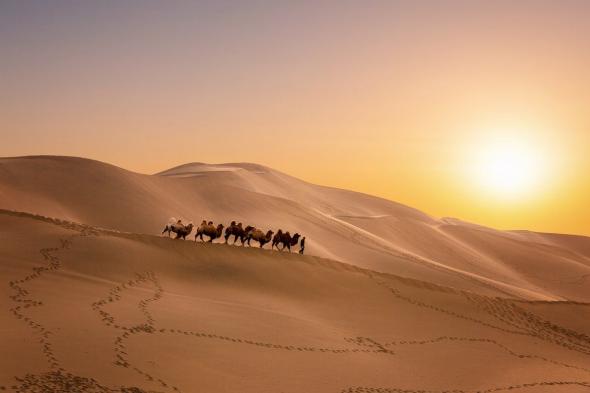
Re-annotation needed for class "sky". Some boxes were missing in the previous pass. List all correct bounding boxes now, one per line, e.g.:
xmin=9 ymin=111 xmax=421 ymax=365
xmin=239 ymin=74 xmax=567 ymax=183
xmin=1 ymin=0 xmax=589 ymax=235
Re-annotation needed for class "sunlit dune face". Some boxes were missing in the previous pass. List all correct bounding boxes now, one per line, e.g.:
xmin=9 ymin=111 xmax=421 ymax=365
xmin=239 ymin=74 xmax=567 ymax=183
xmin=469 ymin=134 xmax=547 ymax=199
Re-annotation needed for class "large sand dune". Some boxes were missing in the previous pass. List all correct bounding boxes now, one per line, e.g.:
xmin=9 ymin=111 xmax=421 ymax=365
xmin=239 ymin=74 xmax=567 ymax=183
xmin=1 ymin=156 xmax=589 ymax=301
xmin=1 ymin=156 xmax=590 ymax=392
xmin=1 ymin=210 xmax=590 ymax=392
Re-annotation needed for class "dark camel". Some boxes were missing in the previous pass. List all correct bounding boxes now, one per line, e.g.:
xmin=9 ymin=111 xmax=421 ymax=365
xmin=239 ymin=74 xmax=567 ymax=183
xmin=225 ymin=222 xmax=255 ymax=245
xmin=272 ymin=230 xmax=301 ymax=252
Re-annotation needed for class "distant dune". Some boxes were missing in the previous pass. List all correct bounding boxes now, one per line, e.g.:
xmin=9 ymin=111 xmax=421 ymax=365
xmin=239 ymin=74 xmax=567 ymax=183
xmin=1 ymin=155 xmax=589 ymax=301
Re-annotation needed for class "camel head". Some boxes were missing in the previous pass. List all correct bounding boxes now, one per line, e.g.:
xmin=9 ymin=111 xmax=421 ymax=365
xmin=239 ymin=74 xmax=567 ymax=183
xmin=265 ymin=230 xmax=274 ymax=240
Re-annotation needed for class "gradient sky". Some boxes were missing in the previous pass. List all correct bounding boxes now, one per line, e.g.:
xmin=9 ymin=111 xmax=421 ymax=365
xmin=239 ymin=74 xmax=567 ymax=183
xmin=1 ymin=1 xmax=589 ymax=235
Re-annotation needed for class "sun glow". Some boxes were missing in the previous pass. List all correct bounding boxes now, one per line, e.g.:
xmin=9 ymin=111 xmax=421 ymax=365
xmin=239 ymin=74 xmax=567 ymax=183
xmin=469 ymin=132 xmax=548 ymax=199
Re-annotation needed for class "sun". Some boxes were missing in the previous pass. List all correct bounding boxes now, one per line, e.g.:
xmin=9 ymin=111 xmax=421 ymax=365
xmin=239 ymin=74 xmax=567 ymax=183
xmin=472 ymin=137 xmax=544 ymax=198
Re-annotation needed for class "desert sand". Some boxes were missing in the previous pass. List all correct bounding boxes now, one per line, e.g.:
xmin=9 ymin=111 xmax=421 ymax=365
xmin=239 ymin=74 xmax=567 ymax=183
xmin=1 ymin=156 xmax=590 ymax=392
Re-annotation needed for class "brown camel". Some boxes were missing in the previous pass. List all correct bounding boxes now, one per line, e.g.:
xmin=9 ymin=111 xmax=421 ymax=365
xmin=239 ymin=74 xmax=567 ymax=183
xmin=162 ymin=220 xmax=194 ymax=240
xmin=271 ymin=229 xmax=283 ymax=249
xmin=247 ymin=229 xmax=274 ymax=248
xmin=241 ymin=225 xmax=255 ymax=244
xmin=224 ymin=222 xmax=255 ymax=245
xmin=272 ymin=231 xmax=301 ymax=252
xmin=196 ymin=222 xmax=224 ymax=242
xmin=224 ymin=221 xmax=253 ymax=245
xmin=224 ymin=221 xmax=238 ymax=243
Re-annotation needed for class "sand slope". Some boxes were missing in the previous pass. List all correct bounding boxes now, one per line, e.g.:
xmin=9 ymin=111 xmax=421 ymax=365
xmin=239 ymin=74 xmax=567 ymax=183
xmin=1 ymin=156 xmax=590 ymax=301
xmin=1 ymin=210 xmax=590 ymax=392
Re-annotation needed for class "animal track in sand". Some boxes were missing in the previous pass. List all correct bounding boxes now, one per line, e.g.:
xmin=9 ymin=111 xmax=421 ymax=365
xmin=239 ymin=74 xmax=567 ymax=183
xmin=341 ymin=380 xmax=590 ymax=393
xmin=4 ymin=223 xmax=162 ymax=393
xmin=462 ymin=292 xmax=590 ymax=355
xmin=7 ymin=233 xmax=89 ymax=372
xmin=371 ymin=274 xmax=590 ymax=357
xmin=91 ymin=271 xmax=178 ymax=393
xmin=95 ymin=271 xmax=590 ymax=393
xmin=91 ymin=272 xmax=399 ymax=392
xmin=359 ymin=275 xmax=590 ymax=392
xmin=10 ymin=371 xmax=160 ymax=393
xmin=381 ymin=336 xmax=590 ymax=374
xmin=4 ymin=210 xmax=590 ymax=393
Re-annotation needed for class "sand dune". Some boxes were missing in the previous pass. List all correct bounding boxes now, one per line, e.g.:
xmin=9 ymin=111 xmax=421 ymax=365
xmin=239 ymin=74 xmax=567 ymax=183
xmin=1 ymin=156 xmax=590 ymax=392
xmin=1 ymin=156 xmax=590 ymax=302
xmin=1 ymin=210 xmax=589 ymax=392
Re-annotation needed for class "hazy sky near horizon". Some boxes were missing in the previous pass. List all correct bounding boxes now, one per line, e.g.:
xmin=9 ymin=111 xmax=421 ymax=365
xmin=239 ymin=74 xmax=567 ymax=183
xmin=1 ymin=1 xmax=589 ymax=235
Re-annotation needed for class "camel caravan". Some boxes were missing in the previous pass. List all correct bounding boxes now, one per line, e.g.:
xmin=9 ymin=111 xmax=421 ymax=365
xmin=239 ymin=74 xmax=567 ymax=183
xmin=162 ymin=219 xmax=306 ymax=254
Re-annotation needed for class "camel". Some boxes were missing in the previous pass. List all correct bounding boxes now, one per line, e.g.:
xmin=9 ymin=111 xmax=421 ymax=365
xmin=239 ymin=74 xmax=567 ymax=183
xmin=224 ymin=222 xmax=254 ymax=245
xmin=246 ymin=229 xmax=274 ymax=248
xmin=161 ymin=220 xmax=194 ymax=240
xmin=272 ymin=230 xmax=301 ymax=252
xmin=271 ymin=229 xmax=283 ymax=249
xmin=196 ymin=222 xmax=224 ymax=242
xmin=224 ymin=221 xmax=238 ymax=242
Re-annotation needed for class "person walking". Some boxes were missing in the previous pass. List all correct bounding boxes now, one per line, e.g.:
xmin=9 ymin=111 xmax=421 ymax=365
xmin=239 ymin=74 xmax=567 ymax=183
xmin=299 ymin=237 xmax=306 ymax=255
